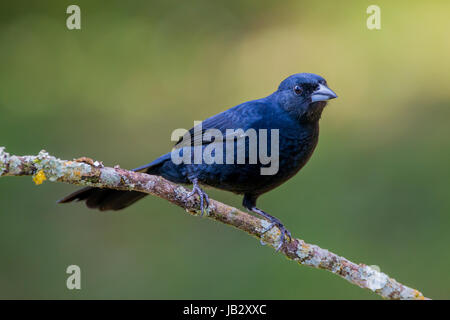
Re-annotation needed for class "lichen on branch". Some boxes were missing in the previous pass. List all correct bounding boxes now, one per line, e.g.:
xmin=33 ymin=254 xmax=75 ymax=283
xmin=0 ymin=147 xmax=428 ymax=300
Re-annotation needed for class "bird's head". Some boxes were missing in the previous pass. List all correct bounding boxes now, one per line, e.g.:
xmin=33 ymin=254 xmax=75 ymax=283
xmin=275 ymin=73 xmax=337 ymax=122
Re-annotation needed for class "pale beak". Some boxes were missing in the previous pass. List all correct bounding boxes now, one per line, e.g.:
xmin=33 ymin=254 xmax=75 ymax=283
xmin=311 ymin=84 xmax=338 ymax=102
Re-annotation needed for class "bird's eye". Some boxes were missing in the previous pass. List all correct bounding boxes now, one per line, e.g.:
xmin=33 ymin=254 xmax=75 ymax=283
xmin=293 ymin=85 xmax=303 ymax=95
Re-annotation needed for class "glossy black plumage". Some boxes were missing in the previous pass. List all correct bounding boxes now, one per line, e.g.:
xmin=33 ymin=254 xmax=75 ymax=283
xmin=59 ymin=73 xmax=337 ymax=249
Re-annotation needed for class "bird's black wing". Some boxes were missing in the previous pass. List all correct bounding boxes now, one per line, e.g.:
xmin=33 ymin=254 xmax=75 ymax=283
xmin=174 ymin=100 xmax=268 ymax=149
xmin=132 ymin=99 xmax=271 ymax=173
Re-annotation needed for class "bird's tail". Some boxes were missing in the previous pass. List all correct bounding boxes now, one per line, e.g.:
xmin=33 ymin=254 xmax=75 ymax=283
xmin=57 ymin=187 xmax=147 ymax=211
xmin=57 ymin=153 xmax=171 ymax=211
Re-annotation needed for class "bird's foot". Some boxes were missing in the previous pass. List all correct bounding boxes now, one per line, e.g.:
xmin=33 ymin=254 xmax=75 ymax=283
xmin=261 ymin=217 xmax=292 ymax=251
xmin=252 ymin=209 xmax=291 ymax=251
xmin=187 ymin=178 xmax=210 ymax=216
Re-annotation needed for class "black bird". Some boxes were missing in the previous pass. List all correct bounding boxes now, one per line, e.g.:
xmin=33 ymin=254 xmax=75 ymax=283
xmin=59 ymin=73 xmax=337 ymax=250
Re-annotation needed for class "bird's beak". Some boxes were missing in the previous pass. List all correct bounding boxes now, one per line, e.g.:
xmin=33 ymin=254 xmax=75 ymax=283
xmin=311 ymin=84 xmax=338 ymax=102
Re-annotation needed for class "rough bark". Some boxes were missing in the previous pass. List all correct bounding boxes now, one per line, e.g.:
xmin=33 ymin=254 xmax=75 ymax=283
xmin=0 ymin=147 xmax=428 ymax=300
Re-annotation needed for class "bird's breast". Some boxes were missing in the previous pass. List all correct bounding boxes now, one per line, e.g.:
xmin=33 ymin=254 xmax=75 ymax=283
xmin=278 ymin=123 xmax=320 ymax=175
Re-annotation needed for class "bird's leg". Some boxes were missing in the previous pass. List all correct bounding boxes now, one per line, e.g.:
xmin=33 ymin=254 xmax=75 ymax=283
xmin=187 ymin=178 xmax=210 ymax=216
xmin=242 ymin=194 xmax=292 ymax=251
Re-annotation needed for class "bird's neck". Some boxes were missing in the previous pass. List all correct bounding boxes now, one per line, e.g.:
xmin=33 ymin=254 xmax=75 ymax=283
xmin=302 ymin=101 xmax=327 ymax=123
xmin=284 ymin=102 xmax=327 ymax=124
xmin=269 ymin=92 xmax=327 ymax=124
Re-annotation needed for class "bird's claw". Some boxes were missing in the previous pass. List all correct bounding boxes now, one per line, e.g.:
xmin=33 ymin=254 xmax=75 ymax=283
xmin=261 ymin=218 xmax=292 ymax=251
xmin=187 ymin=179 xmax=210 ymax=216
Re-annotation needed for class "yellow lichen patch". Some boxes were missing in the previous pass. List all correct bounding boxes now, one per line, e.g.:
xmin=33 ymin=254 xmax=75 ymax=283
xmin=32 ymin=170 xmax=47 ymax=185
xmin=413 ymin=290 xmax=425 ymax=300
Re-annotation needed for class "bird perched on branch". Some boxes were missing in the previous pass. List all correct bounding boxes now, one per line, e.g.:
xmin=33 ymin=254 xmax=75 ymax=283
xmin=59 ymin=73 xmax=337 ymax=250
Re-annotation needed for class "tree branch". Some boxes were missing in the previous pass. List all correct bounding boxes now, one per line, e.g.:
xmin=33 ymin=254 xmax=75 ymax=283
xmin=0 ymin=147 xmax=428 ymax=300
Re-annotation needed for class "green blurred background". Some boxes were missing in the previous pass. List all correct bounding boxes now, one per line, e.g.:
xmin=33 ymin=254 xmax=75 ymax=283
xmin=0 ymin=0 xmax=449 ymax=299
